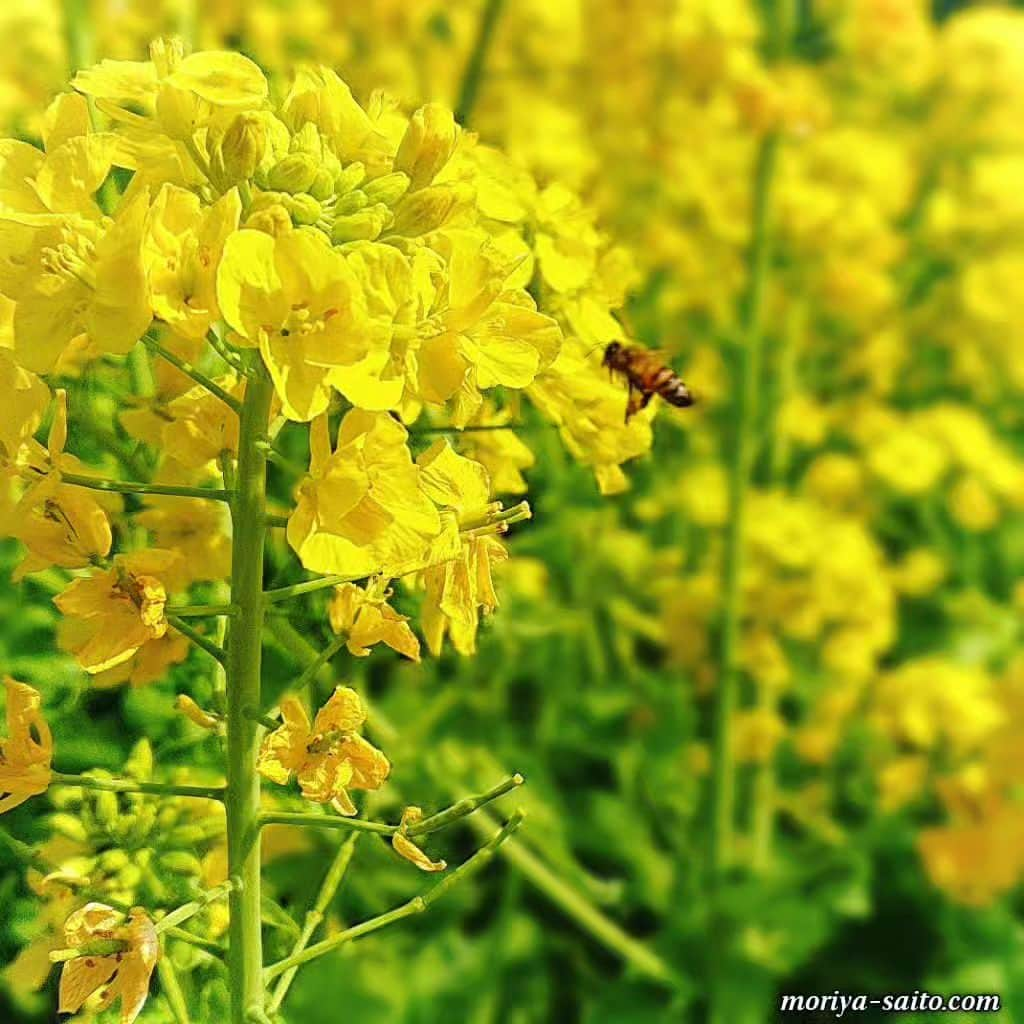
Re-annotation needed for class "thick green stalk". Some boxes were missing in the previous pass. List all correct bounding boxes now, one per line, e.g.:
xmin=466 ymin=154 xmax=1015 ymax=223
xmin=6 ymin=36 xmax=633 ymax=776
xmin=709 ymin=133 xmax=779 ymax=880
xmin=224 ymin=358 xmax=274 ymax=1024
xmin=455 ymin=0 xmax=505 ymax=126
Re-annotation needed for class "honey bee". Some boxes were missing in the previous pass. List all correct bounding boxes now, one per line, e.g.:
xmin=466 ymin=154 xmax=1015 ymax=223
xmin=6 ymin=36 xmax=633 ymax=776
xmin=601 ymin=341 xmax=696 ymax=422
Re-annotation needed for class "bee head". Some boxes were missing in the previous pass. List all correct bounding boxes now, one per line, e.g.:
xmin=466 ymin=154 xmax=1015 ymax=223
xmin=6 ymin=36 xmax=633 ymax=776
xmin=601 ymin=341 xmax=621 ymax=366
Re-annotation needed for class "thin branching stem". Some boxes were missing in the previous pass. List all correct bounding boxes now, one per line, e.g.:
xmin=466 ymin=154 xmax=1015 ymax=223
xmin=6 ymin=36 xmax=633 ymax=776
xmin=61 ymin=472 xmax=231 ymax=502
xmin=50 ymin=771 xmax=225 ymax=801
xmin=144 ymin=337 xmax=242 ymax=413
xmin=262 ymin=574 xmax=361 ymax=605
xmin=267 ymin=833 xmax=360 ymax=1014
xmin=262 ymin=812 xmax=524 ymax=983
xmin=168 ymin=616 xmax=228 ymax=665
xmin=455 ymin=0 xmax=506 ymax=126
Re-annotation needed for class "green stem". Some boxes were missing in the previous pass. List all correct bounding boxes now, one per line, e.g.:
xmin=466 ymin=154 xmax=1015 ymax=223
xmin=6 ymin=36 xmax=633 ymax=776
xmin=267 ymin=833 xmax=360 ymax=1014
xmin=155 ymin=881 xmax=234 ymax=934
xmin=224 ymin=354 xmax=274 ymax=1024
xmin=168 ymin=616 xmax=228 ymax=665
xmin=167 ymin=604 xmax=239 ymax=618
xmin=263 ymin=574 xmax=361 ymax=605
xmin=463 ymin=806 xmax=678 ymax=988
xmin=164 ymin=927 xmax=226 ymax=957
xmin=49 ymin=771 xmax=224 ymax=800
xmin=144 ymin=337 xmax=242 ymax=413
xmin=61 ymin=0 xmax=92 ymax=78
xmin=258 ymin=775 xmax=521 ymax=838
xmin=60 ymin=472 xmax=231 ymax=502
xmin=262 ymin=812 xmax=523 ymax=983
xmin=709 ymin=132 xmax=779 ymax=881
xmin=158 ymin=958 xmax=192 ymax=1024
xmin=50 ymin=939 xmax=128 ymax=963
xmin=292 ymin=632 xmax=349 ymax=689
xmin=264 ymin=513 xmax=290 ymax=529
xmin=455 ymin=0 xmax=505 ymax=126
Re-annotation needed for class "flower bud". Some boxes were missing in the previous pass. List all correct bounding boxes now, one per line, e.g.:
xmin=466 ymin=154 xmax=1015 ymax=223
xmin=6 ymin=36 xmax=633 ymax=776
xmin=363 ymin=172 xmax=410 ymax=206
xmin=309 ymin=168 xmax=336 ymax=201
xmin=334 ymin=162 xmax=366 ymax=194
xmin=330 ymin=204 xmax=390 ymax=244
xmin=159 ymin=851 xmax=204 ymax=875
xmin=285 ymin=192 xmax=322 ymax=226
xmin=95 ymin=790 xmax=121 ymax=831
xmin=246 ymin=205 xmax=292 ymax=237
xmin=117 ymin=862 xmax=144 ymax=890
xmin=394 ymin=103 xmax=459 ymax=190
xmin=49 ymin=812 xmax=89 ymax=842
xmin=266 ymin=153 xmax=319 ymax=194
xmin=98 ymin=849 xmax=130 ymax=872
xmin=391 ymin=185 xmax=461 ymax=237
xmin=175 ymin=694 xmax=220 ymax=731
xmin=213 ymin=113 xmax=267 ymax=187
xmin=334 ymin=189 xmax=369 ymax=216
xmin=150 ymin=36 xmax=185 ymax=77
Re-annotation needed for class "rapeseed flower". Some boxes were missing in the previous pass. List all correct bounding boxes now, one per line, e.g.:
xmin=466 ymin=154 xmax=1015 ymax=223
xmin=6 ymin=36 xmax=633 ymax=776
xmin=0 ymin=678 xmax=52 ymax=814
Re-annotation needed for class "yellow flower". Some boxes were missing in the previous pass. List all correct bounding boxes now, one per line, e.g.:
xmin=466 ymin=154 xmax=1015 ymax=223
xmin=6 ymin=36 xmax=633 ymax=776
xmin=144 ymin=184 xmax=241 ymax=339
xmin=89 ymin=633 xmax=191 ymax=690
xmin=257 ymin=687 xmax=390 ymax=816
xmin=328 ymin=582 xmax=420 ymax=661
xmin=0 ymin=347 xmax=48 ymax=459
xmin=54 ymin=549 xmax=182 ymax=674
xmin=161 ymin=373 xmax=243 ymax=471
xmin=0 ymin=677 xmax=52 ymax=813
xmin=287 ymin=410 xmax=441 ymax=577
xmin=455 ymin=403 xmax=536 ymax=495
xmin=217 ymin=227 xmax=383 ymax=421
xmin=732 ymin=708 xmax=786 ymax=764
xmin=391 ymin=806 xmax=446 ymax=873
xmin=9 ymin=190 xmax=152 ymax=374
xmin=417 ymin=229 xmax=561 ymax=425
xmin=528 ymin=337 xmax=654 ymax=494
xmin=58 ymin=904 xmax=159 ymax=1024
xmin=135 ymin=496 xmax=231 ymax=589
xmin=866 ymin=425 xmax=947 ymax=496
xmin=948 ymin=474 xmax=999 ymax=531
xmin=416 ymin=440 xmax=509 ymax=655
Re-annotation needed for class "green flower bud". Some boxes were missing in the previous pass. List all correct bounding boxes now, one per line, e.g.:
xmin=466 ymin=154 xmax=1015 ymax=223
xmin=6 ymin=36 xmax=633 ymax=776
xmin=98 ymin=849 xmax=130 ymax=873
xmin=117 ymin=863 xmax=144 ymax=891
xmin=335 ymin=162 xmax=366 ymax=194
xmin=363 ymin=172 xmax=410 ymax=206
xmin=286 ymin=193 xmax=323 ymax=226
xmin=267 ymin=153 xmax=319 ymax=194
xmin=49 ymin=813 xmax=89 ymax=843
xmin=394 ymin=103 xmax=459 ymax=190
xmin=159 ymin=851 xmax=204 ymax=875
xmin=309 ymin=167 xmax=336 ymax=201
xmin=166 ymin=824 xmax=208 ymax=846
xmin=330 ymin=204 xmax=391 ymax=244
xmin=95 ymin=790 xmax=120 ymax=831
xmin=333 ymin=190 xmax=369 ymax=216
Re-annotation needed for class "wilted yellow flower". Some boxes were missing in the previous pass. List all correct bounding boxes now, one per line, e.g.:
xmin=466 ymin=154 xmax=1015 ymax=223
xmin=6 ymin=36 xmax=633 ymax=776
xmin=416 ymin=440 xmax=508 ymax=655
xmin=328 ymin=582 xmax=420 ymax=660
xmin=58 ymin=904 xmax=159 ymax=1024
xmin=258 ymin=686 xmax=390 ymax=815
xmin=391 ymin=806 xmax=446 ymax=872
xmin=0 ymin=677 xmax=52 ymax=813
xmin=54 ymin=549 xmax=182 ymax=674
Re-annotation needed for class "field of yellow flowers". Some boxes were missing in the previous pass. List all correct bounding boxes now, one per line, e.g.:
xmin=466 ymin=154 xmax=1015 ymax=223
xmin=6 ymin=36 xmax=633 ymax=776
xmin=1 ymin=1 xmax=1024 ymax=1022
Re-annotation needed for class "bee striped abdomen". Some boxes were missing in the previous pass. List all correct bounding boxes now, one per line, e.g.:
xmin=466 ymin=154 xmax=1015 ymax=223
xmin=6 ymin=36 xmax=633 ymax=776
xmin=601 ymin=341 xmax=696 ymax=420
